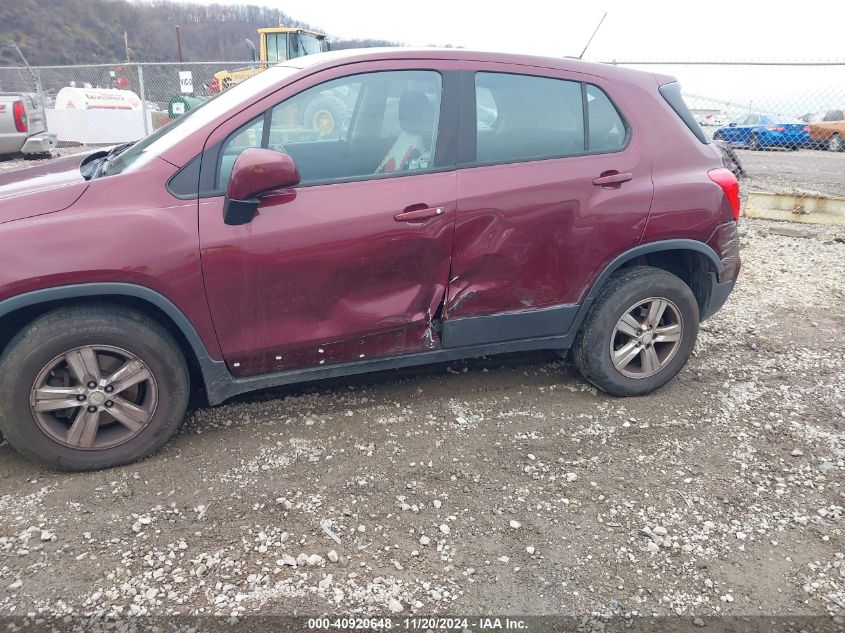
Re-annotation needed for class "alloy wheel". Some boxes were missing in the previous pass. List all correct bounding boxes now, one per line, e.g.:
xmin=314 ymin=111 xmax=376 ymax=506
xmin=609 ymin=297 xmax=684 ymax=379
xmin=30 ymin=345 xmax=158 ymax=450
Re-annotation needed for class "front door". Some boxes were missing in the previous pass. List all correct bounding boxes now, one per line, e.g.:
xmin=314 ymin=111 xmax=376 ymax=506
xmin=199 ymin=69 xmax=456 ymax=376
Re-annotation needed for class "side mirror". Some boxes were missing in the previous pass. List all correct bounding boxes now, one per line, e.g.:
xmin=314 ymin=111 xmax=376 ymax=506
xmin=728 ymin=122 xmax=737 ymax=127
xmin=224 ymin=148 xmax=300 ymax=226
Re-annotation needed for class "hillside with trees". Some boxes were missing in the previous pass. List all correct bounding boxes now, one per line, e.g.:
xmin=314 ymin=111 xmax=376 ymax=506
xmin=0 ymin=0 xmax=400 ymax=65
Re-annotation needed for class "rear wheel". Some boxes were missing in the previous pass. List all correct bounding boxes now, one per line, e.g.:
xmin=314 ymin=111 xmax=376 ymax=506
xmin=829 ymin=133 xmax=844 ymax=152
xmin=573 ymin=267 xmax=700 ymax=396
xmin=747 ymin=133 xmax=761 ymax=151
xmin=0 ymin=306 xmax=189 ymax=471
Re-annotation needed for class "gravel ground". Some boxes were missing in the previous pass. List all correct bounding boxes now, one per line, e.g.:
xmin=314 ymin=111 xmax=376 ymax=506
xmin=737 ymin=147 xmax=845 ymax=199
xmin=0 ymin=148 xmax=844 ymax=627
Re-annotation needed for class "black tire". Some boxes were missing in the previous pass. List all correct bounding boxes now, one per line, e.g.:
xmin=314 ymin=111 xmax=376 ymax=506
xmin=747 ymin=133 xmax=761 ymax=151
xmin=712 ymin=131 xmax=724 ymax=141
xmin=573 ymin=266 xmax=700 ymax=397
xmin=0 ymin=305 xmax=189 ymax=471
xmin=829 ymin=133 xmax=844 ymax=153
xmin=303 ymin=96 xmax=347 ymax=137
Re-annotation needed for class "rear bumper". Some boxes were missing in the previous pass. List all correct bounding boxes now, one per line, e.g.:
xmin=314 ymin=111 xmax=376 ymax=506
xmin=701 ymin=274 xmax=735 ymax=320
xmin=0 ymin=133 xmax=26 ymax=155
xmin=21 ymin=133 xmax=57 ymax=155
xmin=701 ymin=221 xmax=741 ymax=320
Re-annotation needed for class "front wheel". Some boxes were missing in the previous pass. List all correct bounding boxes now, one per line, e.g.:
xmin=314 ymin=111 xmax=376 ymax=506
xmin=573 ymin=267 xmax=700 ymax=396
xmin=829 ymin=134 xmax=844 ymax=152
xmin=0 ymin=306 xmax=189 ymax=471
xmin=747 ymin=133 xmax=761 ymax=151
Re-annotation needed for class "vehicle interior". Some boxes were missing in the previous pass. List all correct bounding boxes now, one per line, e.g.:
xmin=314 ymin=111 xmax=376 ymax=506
xmin=475 ymin=72 xmax=585 ymax=163
xmin=217 ymin=71 xmax=442 ymax=188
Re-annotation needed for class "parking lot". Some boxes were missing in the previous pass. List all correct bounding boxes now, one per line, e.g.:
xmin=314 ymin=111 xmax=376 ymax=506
xmin=0 ymin=146 xmax=843 ymax=624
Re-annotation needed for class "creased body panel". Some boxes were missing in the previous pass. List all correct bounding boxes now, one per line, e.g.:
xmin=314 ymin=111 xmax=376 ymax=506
xmin=447 ymin=151 xmax=654 ymax=321
xmin=199 ymin=172 xmax=456 ymax=376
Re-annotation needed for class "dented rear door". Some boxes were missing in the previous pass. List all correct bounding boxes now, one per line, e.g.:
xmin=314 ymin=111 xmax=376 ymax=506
xmin=444 ymin=65 xmax=654 ymax=345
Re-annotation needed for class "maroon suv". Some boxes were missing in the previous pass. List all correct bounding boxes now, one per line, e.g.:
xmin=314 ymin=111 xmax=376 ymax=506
xmin=0 ymin=49 xmax=740 ymax=470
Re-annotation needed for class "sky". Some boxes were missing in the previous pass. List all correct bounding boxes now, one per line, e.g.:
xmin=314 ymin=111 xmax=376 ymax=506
xmin=232 ymin=0 xmax=845 ymax=61
xmin=192 ymin=0 xmax=845 ymax=115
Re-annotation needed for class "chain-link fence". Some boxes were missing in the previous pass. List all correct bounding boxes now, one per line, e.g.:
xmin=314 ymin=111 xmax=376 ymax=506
xmin=0 ymin=62 xmax=254 ymax=144
xmin=1 ymin=59 xmax=845 ymax=152
xmin=605 ymin=60 xmax=845 ymax=152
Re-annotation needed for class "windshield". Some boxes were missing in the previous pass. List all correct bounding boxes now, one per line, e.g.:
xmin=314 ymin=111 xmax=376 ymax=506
xmin=294 ymin=33 xmax=323 ymax=57
xmin=106 ymin=65 xmax=300 ymax=176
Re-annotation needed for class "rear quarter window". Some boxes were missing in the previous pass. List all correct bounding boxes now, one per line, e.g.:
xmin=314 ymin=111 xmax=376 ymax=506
xmin=586 ymin=84 xmax=628 ymax=152
xmin=659 ymin=82 xmax=709 ymax=144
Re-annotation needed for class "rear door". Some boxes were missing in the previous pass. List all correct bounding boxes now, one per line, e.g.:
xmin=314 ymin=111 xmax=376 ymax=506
xmin=443 ymin=65 xmax=654 ymax=347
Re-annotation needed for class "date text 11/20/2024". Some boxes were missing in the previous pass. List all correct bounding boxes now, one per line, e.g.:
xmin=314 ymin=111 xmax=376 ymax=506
xmin=307 ymin=617 xmax=529 ymax=630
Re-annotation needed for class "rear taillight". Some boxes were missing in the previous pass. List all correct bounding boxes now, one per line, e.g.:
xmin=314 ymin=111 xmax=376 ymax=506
xmin=12 ymin=100 xmax=28 ymax=133
xmin=708 ymin=168 xmax=740 ymax=223
xmin=765 ymin=125 xmax=785 ymax=132
xmin=802 ymin=126 xmax=809 ymax=133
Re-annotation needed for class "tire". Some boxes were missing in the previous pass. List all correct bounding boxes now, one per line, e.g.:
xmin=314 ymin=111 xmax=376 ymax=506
xmin=829 ymin=133 xmax=844 ymax=152
xmin=712 ymin=131 xmax=724 ymax=141
xmin=303 ymin=96 xmax=347 ymax=137
xmin=573 ymin=266 xmax=700 ymax=397
xmin=747 ymin=133 xmax=761 ymax=151
xmin=0 ymin=305 xmax=189 ymax=471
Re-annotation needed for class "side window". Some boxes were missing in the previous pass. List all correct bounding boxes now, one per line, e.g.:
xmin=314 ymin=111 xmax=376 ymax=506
xmin=586 ymin=84 xmax=627 ymax=152
xmin=825 ymin=110 xmax=844 ymax=122
xmin=269 ymin=79 xmax=361 ymax=145
xmin=217 ymin=117 xmax=265 ymax=190
xmin=216 ymin=70 xmax=442 ymax=189
xmin=474 ymin=72 xmax=584 ymax=165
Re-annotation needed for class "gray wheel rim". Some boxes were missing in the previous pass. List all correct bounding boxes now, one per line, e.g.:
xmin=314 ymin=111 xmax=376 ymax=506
xmin=609 ymin=297 xmax=683 ymax=379
xmin=831 ymin=135 xmax=842 ymax=151
xmin=30 ymin=345 xmax=158 ymax=450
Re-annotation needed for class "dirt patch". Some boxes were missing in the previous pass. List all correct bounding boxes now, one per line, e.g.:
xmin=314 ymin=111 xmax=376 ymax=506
xmin=0 ymin=218 xmax=843 ymax=623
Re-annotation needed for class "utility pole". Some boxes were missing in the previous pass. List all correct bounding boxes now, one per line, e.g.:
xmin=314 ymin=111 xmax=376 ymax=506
xmin=175 ymin=26 xmax=184 ymax=63
xmin=124 ymin=31 xmax=131 ymax=62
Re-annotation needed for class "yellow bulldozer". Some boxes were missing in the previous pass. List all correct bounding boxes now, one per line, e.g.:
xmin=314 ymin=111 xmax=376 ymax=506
xmin=209 ymin=26 xmax=329 ymax=93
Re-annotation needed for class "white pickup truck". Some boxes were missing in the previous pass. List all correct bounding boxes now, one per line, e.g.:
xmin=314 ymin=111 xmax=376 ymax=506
xmin=0 ymin=93 xmax=56 ymax=157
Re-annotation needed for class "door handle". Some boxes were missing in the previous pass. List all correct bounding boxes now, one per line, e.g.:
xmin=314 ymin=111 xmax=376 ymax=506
xmin=592 ymin=171 xmax=633 ymax=188
xmin=394 ymin=206 xmax=445 ymax=222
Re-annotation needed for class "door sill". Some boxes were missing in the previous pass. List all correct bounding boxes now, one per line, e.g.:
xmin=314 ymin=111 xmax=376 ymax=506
xmin=201 ymin=333 xmax=574 ymax=405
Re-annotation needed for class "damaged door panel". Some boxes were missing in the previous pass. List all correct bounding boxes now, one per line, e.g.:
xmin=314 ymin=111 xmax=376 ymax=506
xmin=442 ymin=69 xmax=655 ymax=347
xmin=445 ymin=154 xmax=653 ymax=321
xmin=200 ymin=173 xmax=456 ymax=376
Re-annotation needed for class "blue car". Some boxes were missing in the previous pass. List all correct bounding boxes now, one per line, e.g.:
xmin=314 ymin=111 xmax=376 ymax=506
xmin=713 ymin=114 xmax=809 ymax=150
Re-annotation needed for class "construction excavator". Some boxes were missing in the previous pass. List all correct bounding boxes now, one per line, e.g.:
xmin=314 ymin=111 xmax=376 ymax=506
xmin=209 ymin=26 xmax=329 ymax=93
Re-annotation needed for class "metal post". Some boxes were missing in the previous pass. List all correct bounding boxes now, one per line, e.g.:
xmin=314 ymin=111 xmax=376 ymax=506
xmin=138 ymin=64 xmax=150 ymax=136
xmin=176 ymin=26 xmax=184 ymax=63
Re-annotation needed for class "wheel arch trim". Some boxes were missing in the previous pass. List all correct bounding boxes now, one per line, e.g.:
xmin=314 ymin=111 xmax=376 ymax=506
xmin=571 ymin=238 xmax=723 ymax=333
xmin=0 ymin=282 xmax=217 ymax=368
